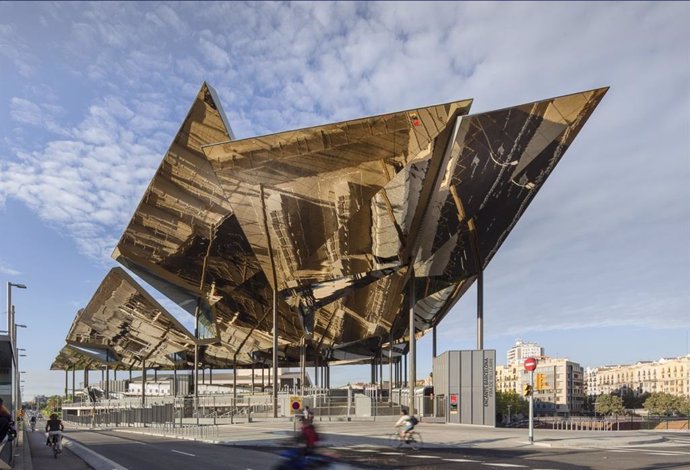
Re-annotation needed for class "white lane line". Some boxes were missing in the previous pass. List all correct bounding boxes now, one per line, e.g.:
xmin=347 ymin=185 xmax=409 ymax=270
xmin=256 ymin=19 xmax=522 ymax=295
xmin=380 ymin=452 xmax=404 ymax=455
xmin=481 ymin=464 xmax=527 ymax=468
xmin=409 ymin=455 xmax=441 ymax=459
xmin=610 ymin=449 xmax=633 ymax=452
xmin=351 ymin=449 xmax=377 ymax=452
xmin=171 ymin=449 xmax=196 ymax=457
xmin=443 ymin=458 xmax=479 ymax=462
xmin=645 ymin=452 xmax=689 ymax=456
xmin=644 ymin=450 xmax=690 ymax=455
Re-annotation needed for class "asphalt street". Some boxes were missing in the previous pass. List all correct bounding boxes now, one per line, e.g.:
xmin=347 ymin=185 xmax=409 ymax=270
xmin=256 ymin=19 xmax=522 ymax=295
xmin=24 ymin=426 xmax=690 ymax=470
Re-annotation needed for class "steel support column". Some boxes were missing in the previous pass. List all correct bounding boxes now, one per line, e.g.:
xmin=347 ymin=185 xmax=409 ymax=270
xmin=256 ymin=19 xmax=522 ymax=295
xmin=388 ymin=341 xmax=393 ymax=404
xmin=141 ymin=361 xmax=146 ymax=407
xmin=477 ymin=270 xmax=484 ymax=350
xmin=403 ymin=354 xmax=407 ymax=387
xmin=433 ymin=325 xmax=437 ymax=358
xmin=261 ymin=183 xmax=280 ymax=418
xmin=64 ymin=369 xmax=68 ymax=399
xmin=408 ymin=268 xmax=416 ymax=415
xmin=71 ymin=367 xmax=75 ymax=399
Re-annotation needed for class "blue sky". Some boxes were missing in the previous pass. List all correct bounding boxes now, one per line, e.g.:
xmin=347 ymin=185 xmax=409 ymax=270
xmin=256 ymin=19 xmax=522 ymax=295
xmin=1 ymin=2 xmax=688 ymax=400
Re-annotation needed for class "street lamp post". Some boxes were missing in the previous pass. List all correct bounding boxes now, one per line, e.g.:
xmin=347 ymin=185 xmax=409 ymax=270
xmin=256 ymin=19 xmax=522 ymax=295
xmin=6 ymin=282 xmax=27 ymax=420
xmin=14 ymin=325 xmax=27 ymax=419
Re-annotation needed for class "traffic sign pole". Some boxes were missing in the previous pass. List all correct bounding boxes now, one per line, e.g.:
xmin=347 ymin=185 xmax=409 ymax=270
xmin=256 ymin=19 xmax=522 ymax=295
xmin=523 ymin=357 xmax=537 ymax=444
xmin=528 ymin=370 xmax=534 ymax=444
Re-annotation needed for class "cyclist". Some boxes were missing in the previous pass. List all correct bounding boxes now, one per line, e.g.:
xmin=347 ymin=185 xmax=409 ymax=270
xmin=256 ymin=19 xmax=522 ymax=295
xmin=394 ymin=407 xmax=417 ymax=441
xmin=299 ymin=413 xmax=318 ymax=451
xmin=29 ymin=414 xmax=36 ymax=431
xmin=45 ymin=413 xmax=64 ymax=452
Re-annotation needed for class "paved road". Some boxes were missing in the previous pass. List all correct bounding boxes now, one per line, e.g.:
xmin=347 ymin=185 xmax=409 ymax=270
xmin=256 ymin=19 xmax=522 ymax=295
xmin=26 ymin=423 xmax=690 ymax=470
xmin=243 ymin=438 xmax=690 ymax=470
xmin=61 ymin=429 xmax=283 ymax=470
xmin=26 ymin=427 xmax=90 ymax=470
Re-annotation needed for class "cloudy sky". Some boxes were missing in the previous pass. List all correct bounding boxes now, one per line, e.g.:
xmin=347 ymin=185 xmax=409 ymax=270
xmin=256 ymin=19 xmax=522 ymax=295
xmin=1 ymin=2 xmax=688 ymax=400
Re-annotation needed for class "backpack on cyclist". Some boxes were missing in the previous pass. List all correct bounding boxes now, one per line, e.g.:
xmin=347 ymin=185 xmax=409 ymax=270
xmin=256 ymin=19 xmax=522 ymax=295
xmin=409 ymin=415 xmax=419 ymax=426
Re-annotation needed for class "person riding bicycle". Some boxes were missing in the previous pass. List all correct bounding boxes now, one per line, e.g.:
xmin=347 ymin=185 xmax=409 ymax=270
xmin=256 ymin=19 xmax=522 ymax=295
xmin=29 ymin=415 xmax=36 ymax=431
xmin=45 ymin=413 xmax=64 ymax=452
xmin=298 ymin=411 xmax=318 ymax=451
xmin=395 ymin=407 xmax=418 ymax=441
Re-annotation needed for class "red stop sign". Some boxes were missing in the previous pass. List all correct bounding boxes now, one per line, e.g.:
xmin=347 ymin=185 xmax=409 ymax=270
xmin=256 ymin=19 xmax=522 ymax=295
xmin=524 ymin=357 xmax=537 ymax=371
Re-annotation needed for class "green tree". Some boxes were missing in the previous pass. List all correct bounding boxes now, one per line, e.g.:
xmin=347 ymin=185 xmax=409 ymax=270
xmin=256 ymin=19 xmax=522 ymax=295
xmin=595 ymin=394 xmax=624 ymax=416
xmin=612 ymin=388 xmax=650 ymax=409
xmin=582 ymin=395 xmax=596 ymax=413
xmin=676 ymin=396 xmax=690 ymax=417
xmin=496 ymin=391 xmax=528 ymax=422
xmin=44 ymin=395 xmax=63 ymax=416
xmin=643 ymin=392 xmax=678 ymax=416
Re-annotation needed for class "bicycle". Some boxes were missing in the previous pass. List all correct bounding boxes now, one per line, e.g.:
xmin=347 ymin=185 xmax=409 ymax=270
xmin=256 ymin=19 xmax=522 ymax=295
xmin=49 ymin=433 xmax=62 ymax=459
xmin=389 ymin=430 xmax=423 ymax=451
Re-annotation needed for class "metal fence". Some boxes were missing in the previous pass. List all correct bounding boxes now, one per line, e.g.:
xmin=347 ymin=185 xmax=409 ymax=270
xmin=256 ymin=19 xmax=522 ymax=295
xmin=546 ymin=416 xmax=690 ymax=431
xmin=61 ymin=389 xmax=405 ymax=429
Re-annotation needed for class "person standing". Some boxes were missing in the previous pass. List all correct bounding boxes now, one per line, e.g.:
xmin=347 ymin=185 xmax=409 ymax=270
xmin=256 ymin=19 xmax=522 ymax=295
xmin=0 ymin=398 xmax=13 ymax=442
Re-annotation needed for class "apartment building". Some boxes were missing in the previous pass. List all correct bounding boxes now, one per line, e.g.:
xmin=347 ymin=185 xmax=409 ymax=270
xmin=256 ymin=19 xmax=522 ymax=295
xmin=585 ymin=355 xmax=690 ymax=397
xmin=497 ymin=356 xmax=585 ymax=416
xmin=507 ymin=339 xmax=544 ymax=365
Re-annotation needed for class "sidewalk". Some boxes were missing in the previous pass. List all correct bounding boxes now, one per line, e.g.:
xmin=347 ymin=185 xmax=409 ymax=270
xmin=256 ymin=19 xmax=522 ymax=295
xmin=11 ymin=430 xmax=32 ymax=470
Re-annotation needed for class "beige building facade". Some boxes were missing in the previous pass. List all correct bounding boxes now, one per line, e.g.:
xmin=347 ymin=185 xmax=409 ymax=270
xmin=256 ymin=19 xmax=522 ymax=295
xmin=497 ymin=357 xmax=584 ymax=416
xmin=585 ymin=355 xmax=690 ymax=397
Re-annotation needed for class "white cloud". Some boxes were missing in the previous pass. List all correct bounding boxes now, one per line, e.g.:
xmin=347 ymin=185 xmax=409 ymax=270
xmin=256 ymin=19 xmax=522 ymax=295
xmin=0 ymin=261 xmax=21 ymax=276
xmin=0 ymin=2 xmax=687 ymax=356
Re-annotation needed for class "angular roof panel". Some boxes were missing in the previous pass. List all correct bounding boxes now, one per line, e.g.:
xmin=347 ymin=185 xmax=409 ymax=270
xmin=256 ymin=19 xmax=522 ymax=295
xmin=112 ymin=84 xmax=607 ymax=363
xmin=63 ymin=267 xmax=198 ymax=369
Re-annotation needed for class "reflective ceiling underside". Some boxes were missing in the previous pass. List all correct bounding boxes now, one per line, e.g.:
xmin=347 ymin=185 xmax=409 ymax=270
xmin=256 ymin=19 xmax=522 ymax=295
xmin=51 ymin=268 xmax=226 ymax=370
xmin=67 ymin=83 xmax=606 ymax=369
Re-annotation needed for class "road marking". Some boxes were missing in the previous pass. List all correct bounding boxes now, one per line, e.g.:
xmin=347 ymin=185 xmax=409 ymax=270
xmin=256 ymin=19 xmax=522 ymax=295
xmin=380 ymin=452 xmax=403 ymax=455
xmin=409 ymin=455 xmax=441 ymax=459
xmin=643 ymin=450 xmax=690 ymax=455
xmin=443 ymin=458 xmax=479 ymax=462
xmin=481 ymin=464 xmax=527 ymax=468
xmin=610 ymin=449 xmax=633 ymax=452
xmin=645 ymin=452 xmax=689 ymax=456
xmin=351 ymin=449 xmax=377 ymax=452
xmin=171 ymin=449 xmax=196 ymax=457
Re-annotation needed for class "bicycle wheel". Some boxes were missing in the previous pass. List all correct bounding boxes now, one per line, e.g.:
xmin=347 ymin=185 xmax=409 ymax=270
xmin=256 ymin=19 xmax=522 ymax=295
xmin=388 ymin=432 xmax=403 ymax=449
xmin=408 ymin=431 xmax=422 ymax=451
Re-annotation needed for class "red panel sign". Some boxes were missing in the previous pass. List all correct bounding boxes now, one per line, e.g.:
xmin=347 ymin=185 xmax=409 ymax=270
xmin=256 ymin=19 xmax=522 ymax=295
xmin=524 ymin=357 xmax=537 ymax=371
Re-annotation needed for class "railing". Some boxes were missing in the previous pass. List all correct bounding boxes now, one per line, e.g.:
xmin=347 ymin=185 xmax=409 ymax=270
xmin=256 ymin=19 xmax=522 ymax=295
xmin=61 ymin=389 xmax=405 ymax=429
xmin=545 ymin=416 xmax=690 ymax=431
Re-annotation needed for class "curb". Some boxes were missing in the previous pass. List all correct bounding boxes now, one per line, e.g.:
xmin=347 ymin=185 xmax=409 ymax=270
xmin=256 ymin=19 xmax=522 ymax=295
xmin=62 ymin=437 xmax=128 ymax=470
